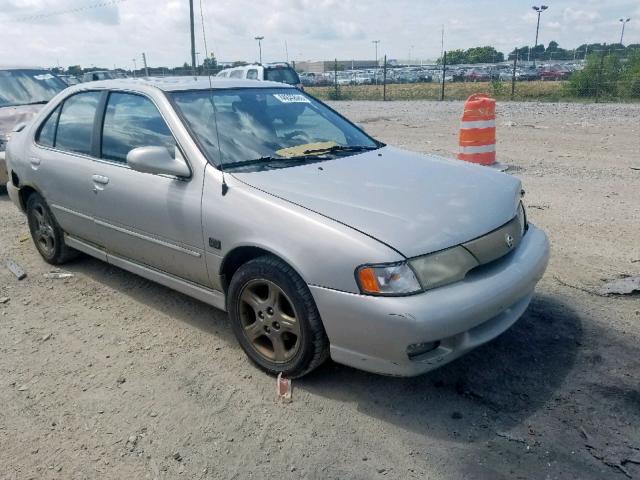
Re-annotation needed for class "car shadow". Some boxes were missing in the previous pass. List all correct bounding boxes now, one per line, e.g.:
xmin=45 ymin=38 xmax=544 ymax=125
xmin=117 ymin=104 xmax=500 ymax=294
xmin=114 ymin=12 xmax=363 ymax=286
xmin=67 ymin=256 xmax=236 ymax=343
xmin=65 ymin=256 xmax=581 ymax=443
xmin=297 ymin=293 xmax=583 ymax=442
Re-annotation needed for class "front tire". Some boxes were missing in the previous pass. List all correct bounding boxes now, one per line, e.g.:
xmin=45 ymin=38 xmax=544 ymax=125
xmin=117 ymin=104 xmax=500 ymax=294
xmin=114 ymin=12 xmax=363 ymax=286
xmin=227 ymin=255 xmax=329 ymax=378
xmin=26 ymin=192 xmax=77 ymax=265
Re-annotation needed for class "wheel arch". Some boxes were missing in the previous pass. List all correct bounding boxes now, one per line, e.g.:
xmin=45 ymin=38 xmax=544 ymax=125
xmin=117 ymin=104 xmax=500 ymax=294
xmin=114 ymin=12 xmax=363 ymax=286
xmin=219 ymin=244 xmax=309 ymax=295
xmin=18 ymin=184 xmax=41 ymax=212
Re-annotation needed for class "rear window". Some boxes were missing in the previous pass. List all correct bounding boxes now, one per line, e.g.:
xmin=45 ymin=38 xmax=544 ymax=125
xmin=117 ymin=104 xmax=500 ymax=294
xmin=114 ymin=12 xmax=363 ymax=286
xmin=264 ymin=67 xmax=300 ymax=85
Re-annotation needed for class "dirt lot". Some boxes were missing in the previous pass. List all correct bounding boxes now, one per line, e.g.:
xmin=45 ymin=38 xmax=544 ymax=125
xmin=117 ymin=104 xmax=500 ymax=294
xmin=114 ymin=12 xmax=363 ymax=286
xmin=1 ymin=100 xmax=639 ymax=480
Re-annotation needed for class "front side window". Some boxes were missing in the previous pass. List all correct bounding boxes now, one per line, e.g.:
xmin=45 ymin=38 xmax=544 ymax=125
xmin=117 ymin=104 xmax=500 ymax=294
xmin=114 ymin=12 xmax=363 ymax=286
xmin=247 ymin=69 xmax=259 ymax=80
xmin=55 ymin=91 xmax=102 ymax=155
xmin=171 ymin=88 xmax=378 ymax=169
xmin=36 ymin=105 xmax=61 ymax=148
xmin=101 ymin=92 xmax=175 ymax=162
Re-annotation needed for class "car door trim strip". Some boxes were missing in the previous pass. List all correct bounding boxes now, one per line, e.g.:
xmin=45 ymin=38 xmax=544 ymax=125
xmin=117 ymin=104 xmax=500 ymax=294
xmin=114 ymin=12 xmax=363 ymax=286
xmin=93 ymin=219 xmax=202 ymax=258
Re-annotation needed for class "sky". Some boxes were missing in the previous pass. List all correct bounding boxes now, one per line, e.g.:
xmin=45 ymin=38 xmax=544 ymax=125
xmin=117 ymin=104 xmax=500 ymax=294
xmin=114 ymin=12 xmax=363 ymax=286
xmin=0 ymin=0 xmax=638 ymax=69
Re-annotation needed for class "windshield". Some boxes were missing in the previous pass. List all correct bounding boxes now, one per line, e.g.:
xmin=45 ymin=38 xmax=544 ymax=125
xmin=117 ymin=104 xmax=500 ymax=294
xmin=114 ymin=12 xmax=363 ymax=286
xmin=171 ymin=88 xmax=379 ymax=169
xmin=0 ymin=69 xmax=66 ymax=108
xmin=264 ymin=67 xmax=300 ymax=85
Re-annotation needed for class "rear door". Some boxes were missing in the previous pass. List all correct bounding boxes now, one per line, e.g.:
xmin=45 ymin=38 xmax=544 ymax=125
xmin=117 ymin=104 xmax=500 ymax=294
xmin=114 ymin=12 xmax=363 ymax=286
xmin=31 ymin=91 xmax=103 ymax=246
xmin=90 ymin=91 xmax=209 ymax=285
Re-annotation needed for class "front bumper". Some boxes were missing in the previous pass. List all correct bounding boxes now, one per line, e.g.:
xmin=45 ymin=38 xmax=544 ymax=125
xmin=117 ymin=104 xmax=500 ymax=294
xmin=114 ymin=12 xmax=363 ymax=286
xmin=310 ymin=224 xmax=550 ymax=376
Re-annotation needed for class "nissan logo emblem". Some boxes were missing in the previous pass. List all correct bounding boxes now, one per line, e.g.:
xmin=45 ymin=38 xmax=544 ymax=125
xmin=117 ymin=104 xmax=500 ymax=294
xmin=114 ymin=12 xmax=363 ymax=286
xmin=505 ymin=233 xmax=514 ymax=248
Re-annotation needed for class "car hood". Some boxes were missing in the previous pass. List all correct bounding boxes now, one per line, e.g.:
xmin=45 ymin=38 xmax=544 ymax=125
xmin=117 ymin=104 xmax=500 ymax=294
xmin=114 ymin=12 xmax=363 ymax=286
xmin=232 ymin=146 xmax=522 ymax=258
xmin=0 ymin=104 xmax=42 ymax=136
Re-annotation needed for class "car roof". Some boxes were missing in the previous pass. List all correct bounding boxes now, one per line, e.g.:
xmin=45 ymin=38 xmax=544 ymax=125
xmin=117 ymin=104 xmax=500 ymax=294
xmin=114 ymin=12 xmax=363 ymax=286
xmin=0 ymin=66 xmax=51 ymax=71
xmin=65 ymin=76 xmax=295 ymax=93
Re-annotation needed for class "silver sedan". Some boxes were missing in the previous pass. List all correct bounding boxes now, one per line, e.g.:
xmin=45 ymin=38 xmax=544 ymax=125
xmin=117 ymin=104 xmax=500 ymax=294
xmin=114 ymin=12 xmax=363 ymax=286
xmin=5 ymin=78 xmax=549 ymax=377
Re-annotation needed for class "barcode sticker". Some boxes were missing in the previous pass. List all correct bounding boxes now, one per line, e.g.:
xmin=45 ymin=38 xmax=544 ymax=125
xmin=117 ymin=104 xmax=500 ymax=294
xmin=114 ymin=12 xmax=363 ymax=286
xmin=273 ymin=93 xmax=310 ymax=104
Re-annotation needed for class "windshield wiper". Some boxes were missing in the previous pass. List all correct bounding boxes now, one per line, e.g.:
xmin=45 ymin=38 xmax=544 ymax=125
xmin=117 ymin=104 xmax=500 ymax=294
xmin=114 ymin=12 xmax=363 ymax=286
xmin=224 ymin=154 xmax=331 ymax=171
xmin=302 ymin=145 xmax=379 ymax=155
xmin=13 ymin=100 xmax=49 ymax=107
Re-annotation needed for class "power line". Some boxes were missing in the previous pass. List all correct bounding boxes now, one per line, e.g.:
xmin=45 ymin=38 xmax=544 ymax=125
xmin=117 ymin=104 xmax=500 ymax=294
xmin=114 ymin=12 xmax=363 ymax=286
xmin=199 ymin=0 xmax=210 ymax=63
xmin=16 ymin=0 xmax=128 ymax=23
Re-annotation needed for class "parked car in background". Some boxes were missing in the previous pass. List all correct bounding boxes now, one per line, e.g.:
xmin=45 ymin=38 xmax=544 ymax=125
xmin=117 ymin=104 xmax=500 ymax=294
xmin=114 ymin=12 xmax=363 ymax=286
xmin=57 ymin=74 xmax=81 ymax=86
xmin=464 ymin=69 xmax=492 ymax=82
xmin=0 ymin=66 xmax=67 ymax=189
xmin=540 ymin=67 xmax=570 ymax=81
xmin=81 ymin=70 xmax=117 ymax=82
xmin=216 ymin=63 xmax=302 ymax=89
xmin=6 ymin=77 xmax=549 ymax=377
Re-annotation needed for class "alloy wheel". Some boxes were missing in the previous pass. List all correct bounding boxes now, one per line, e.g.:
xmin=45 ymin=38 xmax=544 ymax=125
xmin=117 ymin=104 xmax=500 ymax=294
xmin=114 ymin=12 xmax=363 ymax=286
xmin=31 ymin=203 xmax=56 ymax=257
xmin=238 ymin=279 xmax=301 ymax=363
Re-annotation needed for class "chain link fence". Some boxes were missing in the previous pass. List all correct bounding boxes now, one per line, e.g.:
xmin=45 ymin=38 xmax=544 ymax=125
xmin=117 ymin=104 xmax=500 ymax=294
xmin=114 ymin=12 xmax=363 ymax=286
xmin=304 ymin=49 xmax=640 ymax=103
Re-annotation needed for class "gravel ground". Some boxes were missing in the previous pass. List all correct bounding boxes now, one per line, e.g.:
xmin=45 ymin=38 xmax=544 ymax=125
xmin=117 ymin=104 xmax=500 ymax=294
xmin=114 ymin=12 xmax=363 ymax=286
xmin=1 ymin=100 xmax=639 ymax=480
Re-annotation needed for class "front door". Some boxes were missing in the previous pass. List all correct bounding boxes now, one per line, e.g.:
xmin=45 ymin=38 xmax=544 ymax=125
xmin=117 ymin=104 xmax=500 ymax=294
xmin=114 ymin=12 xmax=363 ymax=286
xmin=90 ymin=91 xmax=209 ymax=286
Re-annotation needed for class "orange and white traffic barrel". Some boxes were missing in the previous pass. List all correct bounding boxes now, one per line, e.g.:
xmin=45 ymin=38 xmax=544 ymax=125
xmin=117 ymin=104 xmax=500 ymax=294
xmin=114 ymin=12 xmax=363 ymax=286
xmin=457 ymin=93 xmax=497 ymax=166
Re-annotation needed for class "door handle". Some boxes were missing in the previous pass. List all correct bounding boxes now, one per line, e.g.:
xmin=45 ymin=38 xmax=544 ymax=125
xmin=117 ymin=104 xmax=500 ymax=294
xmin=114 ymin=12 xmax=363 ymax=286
xmin=91 ymin=175 xmax=109 ymax=185
xmin=30 ymin=157 xmax=41 ymax=170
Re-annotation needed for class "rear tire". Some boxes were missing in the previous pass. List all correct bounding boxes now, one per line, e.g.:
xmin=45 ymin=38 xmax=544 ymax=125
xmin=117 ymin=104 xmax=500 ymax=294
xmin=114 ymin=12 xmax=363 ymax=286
xmin=227 ymin=255 xmax=329 ymax=378
xmin=26 ymin=192 xmax=78 ymax=265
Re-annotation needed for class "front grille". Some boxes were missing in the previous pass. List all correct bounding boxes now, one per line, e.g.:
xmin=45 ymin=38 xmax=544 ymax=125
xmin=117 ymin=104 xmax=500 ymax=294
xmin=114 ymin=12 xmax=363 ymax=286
xmin=462 ymin=215 xmax=524 ymax=266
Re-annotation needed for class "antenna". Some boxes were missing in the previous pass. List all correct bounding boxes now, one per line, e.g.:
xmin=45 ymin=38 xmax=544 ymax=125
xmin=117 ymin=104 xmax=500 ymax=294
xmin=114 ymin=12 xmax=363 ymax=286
xmin=198 ymin=0 xmax=228 ymax=195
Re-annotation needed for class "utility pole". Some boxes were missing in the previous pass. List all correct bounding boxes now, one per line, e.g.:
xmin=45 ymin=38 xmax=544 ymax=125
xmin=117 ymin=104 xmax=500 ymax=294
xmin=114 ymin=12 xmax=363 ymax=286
xmin=254 ymin=36 xmax=264 ymax=63
xmin=529 ymin=5 xmax=548 ymax=65
xmin=189 ymin=0 xmax=196 ymax=75
xmin=132 ymin=58 xmax=137 ymax=77
xmin=619 ymin=18 xmax=631 ymax=45
xmin=142 ymin=52 xmax=149 ymax=77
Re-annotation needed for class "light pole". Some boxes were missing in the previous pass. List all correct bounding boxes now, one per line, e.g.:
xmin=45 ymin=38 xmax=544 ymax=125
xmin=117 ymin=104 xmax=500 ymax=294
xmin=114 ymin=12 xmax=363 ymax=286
xmin=372 ymin=40 xmax=380 ymax=85
xmin=132 ymin=58 xmax=137 ymax=77
xmin=254 ymin=36 xmax=264 ymax=63
xmin=529 ymin=5 xmax=548 ymax=65
xmin=619 ymin=18 xmax=631 ymax=45
xmin=409 ymin=45 xmax=414 ymax=65
xmin=372 ymin=40 xmax=380 ymax=67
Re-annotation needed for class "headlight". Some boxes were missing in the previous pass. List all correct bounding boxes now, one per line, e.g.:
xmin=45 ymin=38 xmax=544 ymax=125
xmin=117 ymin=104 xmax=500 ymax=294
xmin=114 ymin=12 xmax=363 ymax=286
xmin=409 ymin=246 xmax=479 ymax=291
xmin=356 ymin=262 xmax=421 ymax=296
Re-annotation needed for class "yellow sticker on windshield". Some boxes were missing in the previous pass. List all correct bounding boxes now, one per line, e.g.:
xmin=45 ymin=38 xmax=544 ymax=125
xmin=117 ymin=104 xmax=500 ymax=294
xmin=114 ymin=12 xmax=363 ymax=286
xmin=273 ymin=93 xmax=310 ymax=104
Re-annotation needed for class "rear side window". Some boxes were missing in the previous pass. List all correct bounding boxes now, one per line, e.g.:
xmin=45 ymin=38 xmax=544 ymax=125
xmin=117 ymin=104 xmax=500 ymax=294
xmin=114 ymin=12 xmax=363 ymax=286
xmin=36 ymin=106 xmax=61 ymax=148
xmin=246 ymin=69 xmax=259 ymax=80
xmin=101 ymin=92 xmax=176 ymax=163
xmin=55 ymin=91 xmax=102 ymax=155
xmin=229 ymin=70 xmax=244 ymax=79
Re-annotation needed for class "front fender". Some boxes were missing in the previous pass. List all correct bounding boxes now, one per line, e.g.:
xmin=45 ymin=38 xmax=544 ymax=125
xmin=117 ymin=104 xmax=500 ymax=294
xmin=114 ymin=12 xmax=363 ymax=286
xmin=201 ymin=165 xmax=403 ymax=294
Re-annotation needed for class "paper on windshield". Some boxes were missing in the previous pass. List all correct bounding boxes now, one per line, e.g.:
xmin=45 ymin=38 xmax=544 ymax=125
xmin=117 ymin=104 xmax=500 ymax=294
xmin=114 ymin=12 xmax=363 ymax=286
xmin=33 ymin=74 xmax=55 ymax=81
xmin=275 ymin=141 xmax=338 ymax=158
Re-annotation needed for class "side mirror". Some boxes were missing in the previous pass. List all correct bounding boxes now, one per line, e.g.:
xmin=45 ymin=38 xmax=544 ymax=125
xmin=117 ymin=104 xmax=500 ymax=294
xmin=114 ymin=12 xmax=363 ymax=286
xmin=127 ymin=146 xmax=190 ymax=178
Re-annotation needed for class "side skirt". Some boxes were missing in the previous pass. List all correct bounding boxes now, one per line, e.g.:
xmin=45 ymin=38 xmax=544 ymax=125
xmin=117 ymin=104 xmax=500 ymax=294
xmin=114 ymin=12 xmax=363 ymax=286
xmin=65 ymin=235 xmax=227 ymax=312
